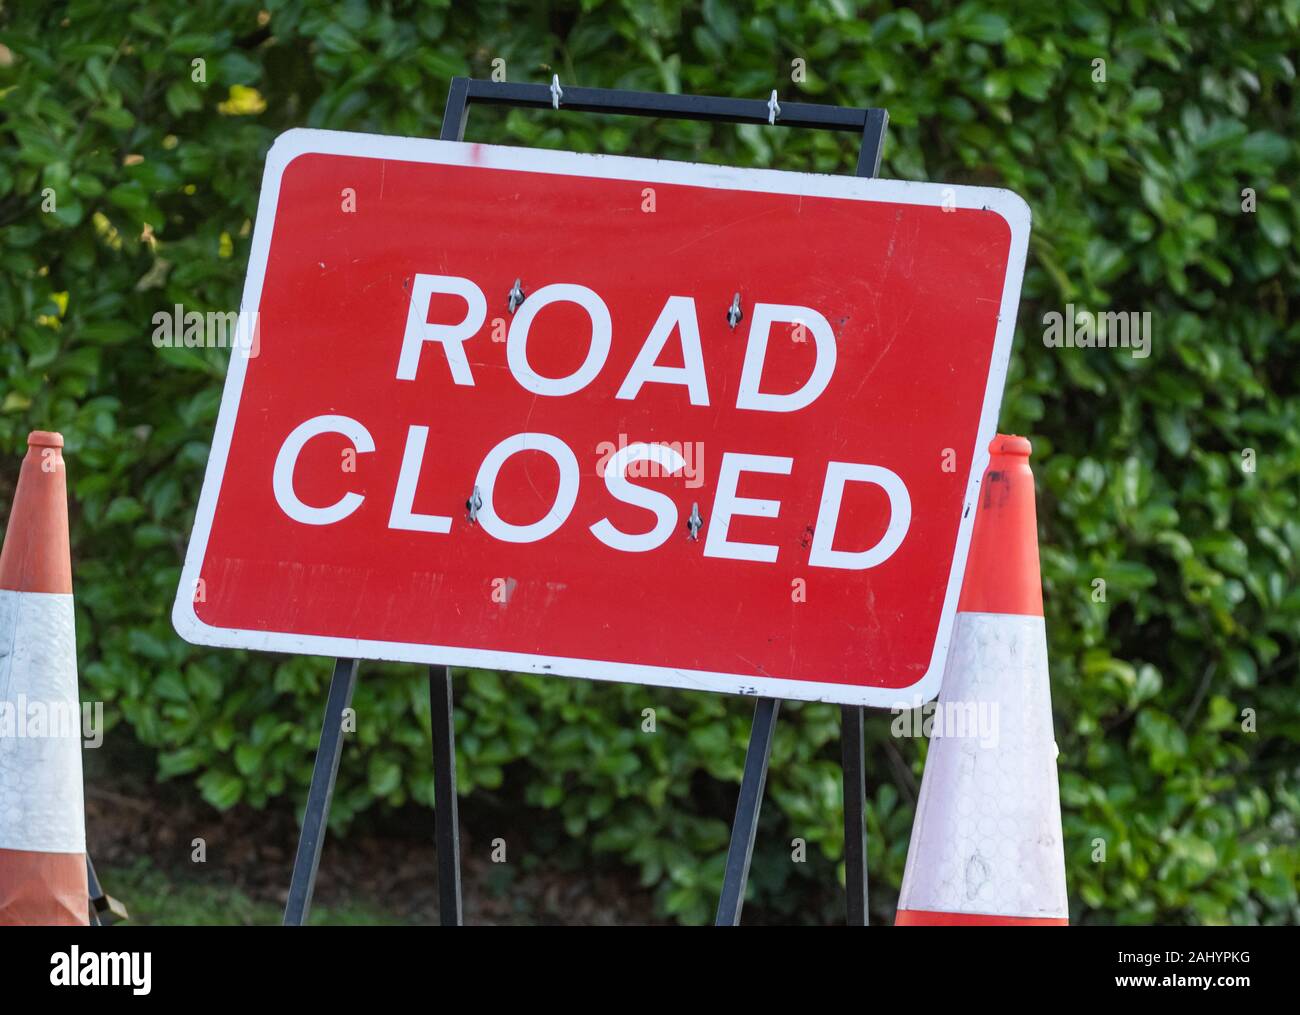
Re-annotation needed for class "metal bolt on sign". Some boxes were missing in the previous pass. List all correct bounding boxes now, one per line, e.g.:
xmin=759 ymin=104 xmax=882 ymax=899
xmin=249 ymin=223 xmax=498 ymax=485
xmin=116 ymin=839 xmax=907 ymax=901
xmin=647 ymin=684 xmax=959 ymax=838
xmin=727 ymin=292 xmax=743 ymax=329
xmin=466 ymin=485 xmax=483 ymax=524
xmin=550 ymin=74 xmax=563 ymax=110
xmin=686 ymin=503 xmax=704 ymax=540
xmin=507 ymin=278 xmax=525 ymax=313
xmin=767 ymin=90 xmax=781 ymax=125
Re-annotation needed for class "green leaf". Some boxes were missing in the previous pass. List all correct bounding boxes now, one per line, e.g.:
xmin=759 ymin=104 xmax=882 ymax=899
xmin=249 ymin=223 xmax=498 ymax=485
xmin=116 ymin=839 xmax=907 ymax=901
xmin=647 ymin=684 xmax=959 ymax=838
xmin=197 ymin=770 xmax=244 ymax=810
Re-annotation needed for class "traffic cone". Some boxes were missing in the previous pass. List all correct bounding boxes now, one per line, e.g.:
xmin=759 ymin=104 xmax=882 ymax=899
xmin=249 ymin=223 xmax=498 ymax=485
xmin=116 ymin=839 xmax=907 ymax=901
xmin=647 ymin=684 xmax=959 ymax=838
xmin=0 ymin=431 xmax=88 ymax=925
xmin=895 ymin=434 xmax=1068 ymax=925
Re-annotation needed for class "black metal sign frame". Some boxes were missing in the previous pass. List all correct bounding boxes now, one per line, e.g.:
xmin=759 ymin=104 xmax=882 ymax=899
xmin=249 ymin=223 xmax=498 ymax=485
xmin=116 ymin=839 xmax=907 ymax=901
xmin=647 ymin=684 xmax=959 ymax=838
xmin=284 ymin=76 xmax=889 ymax=928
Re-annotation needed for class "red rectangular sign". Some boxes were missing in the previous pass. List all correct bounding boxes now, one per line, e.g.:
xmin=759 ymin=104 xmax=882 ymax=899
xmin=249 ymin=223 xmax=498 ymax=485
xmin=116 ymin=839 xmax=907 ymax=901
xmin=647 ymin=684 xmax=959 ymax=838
xmin=173 ymin=129 xmax=1029 ymax=707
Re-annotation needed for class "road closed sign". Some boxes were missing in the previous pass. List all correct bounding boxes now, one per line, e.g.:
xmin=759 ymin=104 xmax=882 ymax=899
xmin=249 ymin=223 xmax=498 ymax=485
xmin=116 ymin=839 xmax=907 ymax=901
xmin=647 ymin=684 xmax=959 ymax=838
xmin=172 ymin=128 xmax=1030 ymax=707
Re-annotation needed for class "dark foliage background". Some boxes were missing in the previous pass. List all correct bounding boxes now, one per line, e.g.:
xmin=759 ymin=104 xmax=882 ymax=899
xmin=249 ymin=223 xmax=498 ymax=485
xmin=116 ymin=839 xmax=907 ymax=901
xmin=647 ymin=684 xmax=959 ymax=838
xmin=1 ymin=0 xmax=1296 ymax=923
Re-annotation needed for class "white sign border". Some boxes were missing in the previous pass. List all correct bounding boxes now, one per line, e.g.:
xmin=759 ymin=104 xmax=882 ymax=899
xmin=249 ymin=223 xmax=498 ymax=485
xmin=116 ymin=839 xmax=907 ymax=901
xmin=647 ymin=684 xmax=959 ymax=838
xmin=172 ymin=127 xmax=1032 ymax=709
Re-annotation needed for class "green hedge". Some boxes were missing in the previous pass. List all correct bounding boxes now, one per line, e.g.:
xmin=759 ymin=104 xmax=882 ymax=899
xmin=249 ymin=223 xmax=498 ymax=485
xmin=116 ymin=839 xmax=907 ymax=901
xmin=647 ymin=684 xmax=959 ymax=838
xmin=1 ymin=0 xmax=1296 ymax=924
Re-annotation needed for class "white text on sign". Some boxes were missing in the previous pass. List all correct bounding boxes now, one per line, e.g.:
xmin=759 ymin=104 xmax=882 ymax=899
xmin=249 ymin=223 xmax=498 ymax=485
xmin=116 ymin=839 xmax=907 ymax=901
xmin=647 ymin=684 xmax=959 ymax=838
xmin=271 ymin=274 xmax=912 ymax=570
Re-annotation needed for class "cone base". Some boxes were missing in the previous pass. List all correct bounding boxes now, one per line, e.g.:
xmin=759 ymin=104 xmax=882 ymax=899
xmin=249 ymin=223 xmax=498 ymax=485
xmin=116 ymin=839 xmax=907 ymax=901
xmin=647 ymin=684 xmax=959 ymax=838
xmin=896 ymin=908 xmax=1067 ymax=926
xmin=0 ymin=848 xmax=88 ymax=925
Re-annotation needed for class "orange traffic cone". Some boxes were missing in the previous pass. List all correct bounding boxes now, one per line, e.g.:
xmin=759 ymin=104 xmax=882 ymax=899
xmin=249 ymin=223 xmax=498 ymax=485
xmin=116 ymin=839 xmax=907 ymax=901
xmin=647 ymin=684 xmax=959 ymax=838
xmin=0 ymin=431 xmax=88 ymax=925
xmin=895 ymin=435 xmax=1068 ymax=925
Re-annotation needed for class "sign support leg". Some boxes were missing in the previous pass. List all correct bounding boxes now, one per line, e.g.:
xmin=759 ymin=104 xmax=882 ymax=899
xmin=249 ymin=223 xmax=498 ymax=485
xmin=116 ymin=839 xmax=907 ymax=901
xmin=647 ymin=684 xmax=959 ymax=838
xmin=284 ymin=657 xmax=358 ymax=926
xmin=429 ymin=664 xmax=463 ymax=925
xmin=85 ymin=854 xmax=127 ymax=925
xmin=715 ymin=697 xmax=780 ymax=925
xmin=841 ymin=704 xmax=869 ymax=924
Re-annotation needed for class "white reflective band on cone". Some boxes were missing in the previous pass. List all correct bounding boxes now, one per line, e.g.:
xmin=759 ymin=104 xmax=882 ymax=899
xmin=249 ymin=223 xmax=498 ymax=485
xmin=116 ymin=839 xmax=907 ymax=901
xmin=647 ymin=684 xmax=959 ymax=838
xmin=897 ymin=611 xmax=1068 ymax=921
xmin=0 ymin=589 xmax=86 ymax=854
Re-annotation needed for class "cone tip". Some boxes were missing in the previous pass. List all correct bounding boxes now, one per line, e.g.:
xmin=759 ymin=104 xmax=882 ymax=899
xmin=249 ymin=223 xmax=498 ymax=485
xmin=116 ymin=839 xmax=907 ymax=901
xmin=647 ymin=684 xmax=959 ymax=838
xmin=1 ymin=431 xmax=72 ymax=594
xmin=990 ymin=433 xmax=1031 ymax=458
xmin=959 ymin=432 xmax=1043 ymax=617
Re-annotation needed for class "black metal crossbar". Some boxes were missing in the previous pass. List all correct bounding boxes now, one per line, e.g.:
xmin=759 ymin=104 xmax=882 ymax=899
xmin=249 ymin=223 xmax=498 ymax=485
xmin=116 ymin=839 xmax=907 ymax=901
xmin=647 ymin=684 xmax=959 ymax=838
xmin=440 ymin=77 xmax=887 ymax=178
